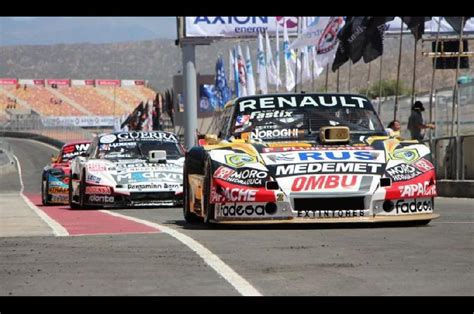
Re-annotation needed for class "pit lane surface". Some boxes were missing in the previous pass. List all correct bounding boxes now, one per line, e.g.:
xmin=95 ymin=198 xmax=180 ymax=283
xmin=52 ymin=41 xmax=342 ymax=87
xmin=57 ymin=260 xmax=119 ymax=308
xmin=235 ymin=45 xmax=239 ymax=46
xmin=1 ymin=137 xmax=473 ymax=296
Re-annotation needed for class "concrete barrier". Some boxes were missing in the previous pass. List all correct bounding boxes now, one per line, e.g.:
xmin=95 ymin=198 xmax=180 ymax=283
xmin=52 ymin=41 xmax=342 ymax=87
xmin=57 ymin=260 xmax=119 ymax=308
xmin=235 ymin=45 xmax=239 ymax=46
xmin=437 ymin=180 xmax=474 ymax=198
xmin=0 ymin=131 xmax=64 ymax=149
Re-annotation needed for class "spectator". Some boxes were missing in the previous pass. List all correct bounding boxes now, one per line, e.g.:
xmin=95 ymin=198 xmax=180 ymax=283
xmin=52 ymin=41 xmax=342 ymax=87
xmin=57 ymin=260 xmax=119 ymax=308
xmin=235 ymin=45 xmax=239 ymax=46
xmin=386 ymin=120 xmax=401 ymax=138
xmin=407 ymin=101 xmax=435 ymax=141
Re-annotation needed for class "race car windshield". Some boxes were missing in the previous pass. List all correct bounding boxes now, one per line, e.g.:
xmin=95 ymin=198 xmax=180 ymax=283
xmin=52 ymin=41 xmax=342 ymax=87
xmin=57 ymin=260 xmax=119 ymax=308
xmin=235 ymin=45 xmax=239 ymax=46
xmin=232 ymin=104 xmax=385 ymax=141
xmin=99 ymin=141 xmax=183 ymax=160
xmin=60 ymin=143 xmax=89 ymax=162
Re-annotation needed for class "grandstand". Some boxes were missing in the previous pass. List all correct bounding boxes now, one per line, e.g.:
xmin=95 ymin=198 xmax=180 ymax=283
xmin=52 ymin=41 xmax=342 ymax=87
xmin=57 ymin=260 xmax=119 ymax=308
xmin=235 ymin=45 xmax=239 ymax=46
xmin=0 ymin=79 xmax=158 ymax=118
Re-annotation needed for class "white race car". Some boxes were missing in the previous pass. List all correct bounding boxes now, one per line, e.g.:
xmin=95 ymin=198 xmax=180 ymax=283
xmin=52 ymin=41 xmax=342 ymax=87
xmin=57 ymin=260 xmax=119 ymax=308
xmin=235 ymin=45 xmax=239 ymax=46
xmin=69 ymin=131 xmax=184 ymax=208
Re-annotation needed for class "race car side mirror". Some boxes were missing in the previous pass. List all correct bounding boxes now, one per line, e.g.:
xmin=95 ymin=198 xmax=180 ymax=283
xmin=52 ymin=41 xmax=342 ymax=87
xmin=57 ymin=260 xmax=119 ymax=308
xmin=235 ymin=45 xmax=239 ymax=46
xmin=149 ymin=150 xmax=167 ymax=163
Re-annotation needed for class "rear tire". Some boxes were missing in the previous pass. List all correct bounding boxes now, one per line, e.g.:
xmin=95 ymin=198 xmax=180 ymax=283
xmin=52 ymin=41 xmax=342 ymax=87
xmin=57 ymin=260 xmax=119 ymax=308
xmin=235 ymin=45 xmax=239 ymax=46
xmin=183 ymin=166 xmax=201 ymax=223
xmin=415 ymin=219 xmax=431 ymax=226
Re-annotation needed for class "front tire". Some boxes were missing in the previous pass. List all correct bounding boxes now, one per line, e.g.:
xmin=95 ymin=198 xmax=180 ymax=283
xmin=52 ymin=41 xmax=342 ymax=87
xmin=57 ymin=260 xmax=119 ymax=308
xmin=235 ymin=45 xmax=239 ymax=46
xmin=41 ymin=177 xmax=51 ymax=206
xmin=183 ymin=166 xmax=201 ymax=223
xmin=69 ymin=174 xmax=80 ymax=209
xmin=78 ymin=171 xmax=88 ymax=209
xmin=202 ymin=159 xmax=215 ymax=225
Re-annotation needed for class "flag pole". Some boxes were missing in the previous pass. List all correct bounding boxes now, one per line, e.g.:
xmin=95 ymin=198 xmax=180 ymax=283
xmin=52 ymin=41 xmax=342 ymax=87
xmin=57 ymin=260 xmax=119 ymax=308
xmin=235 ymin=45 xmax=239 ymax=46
xmin=336 ymin=68 xmax=340 ymax=92
xmin=451 ymin=17 xmax=465 ymax=138
xmin=299 ymin=17 xmax=304 ymax=92
xmin=325 ymin=64 xmax=329 ymax=92
xmin=366 ymin=62 xmax=371 ymax=97
xmin=311 ymin=47 xmax=315 ymax=91
xmin=428 ymin=18 xmax=442 ymax=160
xmin=410 ymin=36 xmax=418 ymax=105
xmin=393 ymin=19 xmax=404 ymax=120
xmin=377 ymin=53 xmax=384 ymax=115
xmin=294 ymin=17 xmax=300 ymax=93
xmin=348 ymin=60 xmax=352 ymax=92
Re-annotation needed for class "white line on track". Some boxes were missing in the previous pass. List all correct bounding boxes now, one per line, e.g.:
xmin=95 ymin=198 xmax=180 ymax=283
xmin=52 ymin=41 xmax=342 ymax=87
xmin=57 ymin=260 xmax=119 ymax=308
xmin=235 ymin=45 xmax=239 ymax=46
xmin=101 ymin=209 xmax=263 ymax=296
xmin=12 ymin=154 xmax=69 ymax=237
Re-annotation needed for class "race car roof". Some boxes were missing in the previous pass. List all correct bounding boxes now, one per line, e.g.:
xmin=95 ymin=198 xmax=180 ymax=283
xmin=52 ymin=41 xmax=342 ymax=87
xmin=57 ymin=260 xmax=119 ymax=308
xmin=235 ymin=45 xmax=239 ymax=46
xmin=98 ymin=131 xmax=179 ymax=144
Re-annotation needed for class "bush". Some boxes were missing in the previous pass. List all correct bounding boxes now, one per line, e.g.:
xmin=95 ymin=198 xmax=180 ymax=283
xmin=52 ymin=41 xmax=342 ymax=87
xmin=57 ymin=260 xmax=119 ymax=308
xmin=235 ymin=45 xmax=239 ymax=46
xmin=358 ymin=79 xmax=412 ymax=99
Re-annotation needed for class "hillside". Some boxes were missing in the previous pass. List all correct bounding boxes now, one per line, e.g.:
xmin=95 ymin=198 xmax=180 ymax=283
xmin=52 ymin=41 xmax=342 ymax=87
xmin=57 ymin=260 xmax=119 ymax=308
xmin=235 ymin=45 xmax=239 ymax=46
xmin=1 ymin=38 xmax=473 ymax=95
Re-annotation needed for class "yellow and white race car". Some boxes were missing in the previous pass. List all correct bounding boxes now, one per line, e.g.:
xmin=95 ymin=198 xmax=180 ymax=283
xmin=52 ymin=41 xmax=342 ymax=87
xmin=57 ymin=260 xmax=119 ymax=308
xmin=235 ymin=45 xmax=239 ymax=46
xmin=183 ymin=93 xmax=439 ymax=225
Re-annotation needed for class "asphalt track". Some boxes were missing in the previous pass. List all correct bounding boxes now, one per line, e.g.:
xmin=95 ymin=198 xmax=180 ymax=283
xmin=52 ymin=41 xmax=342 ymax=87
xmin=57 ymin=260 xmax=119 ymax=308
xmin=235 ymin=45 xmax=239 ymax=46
xmin=1 ymin=137 xmax=472 ymax=296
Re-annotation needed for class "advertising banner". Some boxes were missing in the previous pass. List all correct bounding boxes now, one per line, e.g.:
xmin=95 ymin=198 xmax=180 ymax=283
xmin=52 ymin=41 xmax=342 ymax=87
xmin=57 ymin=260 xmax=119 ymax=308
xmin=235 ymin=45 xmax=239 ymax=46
xmin=0 ymin=78 xmax=18 ymax=85
xmin=385 ymin=17 xmax=474 ymax=35
xmin=47 ymin=79 xmax=70 ymax=86
xmin=18 ymin=79 xmax=45 ymax=86
xmin=121 ymin=80 xmax=146 ymax=86
xmin=96 ymin=79 xmax=121 ymax=86
xmin=41 ymin=116 xmax=116 ymax=127
xmin=184 ymin=16 xmax=300 ymax=38
xmin=71 ymin=80 xmax=95 ymax=86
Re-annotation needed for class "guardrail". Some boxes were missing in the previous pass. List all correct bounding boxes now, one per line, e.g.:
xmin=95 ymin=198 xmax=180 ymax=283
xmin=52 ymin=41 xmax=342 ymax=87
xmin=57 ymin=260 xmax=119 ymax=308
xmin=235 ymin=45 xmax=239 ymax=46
xmin=428 ymin=134 xmax=474 ymax=181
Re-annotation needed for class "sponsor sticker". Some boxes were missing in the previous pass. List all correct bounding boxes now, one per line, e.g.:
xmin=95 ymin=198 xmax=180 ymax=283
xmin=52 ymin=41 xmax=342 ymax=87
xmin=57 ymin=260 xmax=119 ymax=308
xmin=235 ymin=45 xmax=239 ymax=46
xmin=250 ymin=128 xmax=299 ymax=140
xmin=213 ymin=166 xmax=234 ymax=180
xmin=225 ymin=154 xmax=257 ymax=168
xmin=88 ymin=195 xmax=115 ymax=203
xmin=291 ymin=175 xmax=360 ymax=192
xmin=238 ymin=95 xmax=370 ymax=112
xmin=394 ymin=198 xmax=433 ymax=214
xmin=248 ymin=110 xmax=293 ymax=121
xmin=389 ymin=148 xmax=420 ymax=163
xmin=275 ymin=162 xmax=383 ymax=176
xmin=85 ymin=186 xmax=111 ymax=195
xmin=399 ymin=181 xmax=436 ymax=198
xmin=100 ymin=134 xmax=117 ymax=144
xmin=224 ymin=168 xmax=268 ymax=186
xmin=235 ymin=114 xmax=250 ymax=126
xmin=87 ymin=164 xmax=107 ymax=171
xmin=86 ymin=174 xmax=102 ymax=184
xmin=386 ymin=164 xmax=422 ymax=182
xmin=219 ymin=203 xmax=266 ymax=217
xmin=262 ymin=146 xmax=373 ymax=153
xmin=413 ymin=159 xmax=434 ymax=172
xmin=116 ymin=131 xmax=178 ymax=143
xmin=48 ymin=186 xmax=68 ymax=194
xmin=297 ymin=209 xmax=366 ymax=218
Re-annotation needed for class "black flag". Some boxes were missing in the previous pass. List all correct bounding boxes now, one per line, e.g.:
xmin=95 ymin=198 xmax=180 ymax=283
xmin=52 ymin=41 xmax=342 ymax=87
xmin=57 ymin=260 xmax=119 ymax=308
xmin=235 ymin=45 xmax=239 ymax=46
xmin=344 ymin=16 xmax=367 ymax=64
xmin=362 ymin=17 xmax=394 ymax=63
xmin=401 ymin=16 xmax=431 ymax=41
xmin=444 ymin=16 xmax=470 ymax=34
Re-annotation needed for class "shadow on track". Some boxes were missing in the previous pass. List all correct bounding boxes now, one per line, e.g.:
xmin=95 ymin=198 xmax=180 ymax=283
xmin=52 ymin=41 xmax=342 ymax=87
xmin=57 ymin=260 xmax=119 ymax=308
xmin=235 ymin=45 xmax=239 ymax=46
xmin=167 ymin=220 xmax=433 ymax=231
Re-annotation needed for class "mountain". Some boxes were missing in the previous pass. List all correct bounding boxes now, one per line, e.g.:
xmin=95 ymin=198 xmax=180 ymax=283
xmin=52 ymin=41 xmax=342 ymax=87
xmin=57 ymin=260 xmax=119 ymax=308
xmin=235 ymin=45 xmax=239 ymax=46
xmin=0 ymin=37 xmax=472 ymax=93
xmin=0 ymin=17 xmax=177 ymax=46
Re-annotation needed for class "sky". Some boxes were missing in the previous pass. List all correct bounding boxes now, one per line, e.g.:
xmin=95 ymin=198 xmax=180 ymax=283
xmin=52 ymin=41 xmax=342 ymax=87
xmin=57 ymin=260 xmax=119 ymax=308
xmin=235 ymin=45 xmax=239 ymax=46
xmin=0 ymin=17 xmax=178 ymax=46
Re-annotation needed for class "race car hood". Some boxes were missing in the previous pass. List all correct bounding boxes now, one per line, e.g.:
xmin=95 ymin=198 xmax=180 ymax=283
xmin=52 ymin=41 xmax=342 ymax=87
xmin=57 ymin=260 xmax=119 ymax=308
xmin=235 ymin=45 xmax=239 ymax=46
xmin=208 ymin=137 xmax=435 ymax=198
xmin=52 ymin=162 xmax=71 ymax=175
xmin=84 ymin=158 xmax=184 ymax=190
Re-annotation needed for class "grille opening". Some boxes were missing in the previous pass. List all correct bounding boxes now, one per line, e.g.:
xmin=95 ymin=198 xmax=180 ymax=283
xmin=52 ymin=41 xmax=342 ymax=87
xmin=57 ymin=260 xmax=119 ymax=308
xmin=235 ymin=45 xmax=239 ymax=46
xmin=129 ymin=192 xmax=175 ymax=201
xmin=294 ymin=197 xmax=365 ymax=211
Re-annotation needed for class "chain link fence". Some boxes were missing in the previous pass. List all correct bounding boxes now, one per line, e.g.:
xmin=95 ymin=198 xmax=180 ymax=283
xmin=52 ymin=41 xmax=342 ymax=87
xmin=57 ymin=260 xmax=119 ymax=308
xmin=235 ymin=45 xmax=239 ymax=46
xmin=377 ymin=82 xmax=474 ymax=180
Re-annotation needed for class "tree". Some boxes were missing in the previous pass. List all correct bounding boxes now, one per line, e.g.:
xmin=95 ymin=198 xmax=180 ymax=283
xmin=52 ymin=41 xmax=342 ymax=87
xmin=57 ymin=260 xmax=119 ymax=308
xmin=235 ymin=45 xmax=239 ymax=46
xmin=358 ymin=79 xmax=412 ymax=99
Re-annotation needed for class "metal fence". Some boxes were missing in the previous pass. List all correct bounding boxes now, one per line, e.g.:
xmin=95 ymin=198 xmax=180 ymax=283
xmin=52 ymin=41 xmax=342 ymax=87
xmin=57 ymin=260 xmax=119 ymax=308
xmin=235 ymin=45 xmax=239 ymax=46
xmin=1 ymin=114 xmax=97 ymax=143
xmin=377 ymin=82 xmax=474 ymax=180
